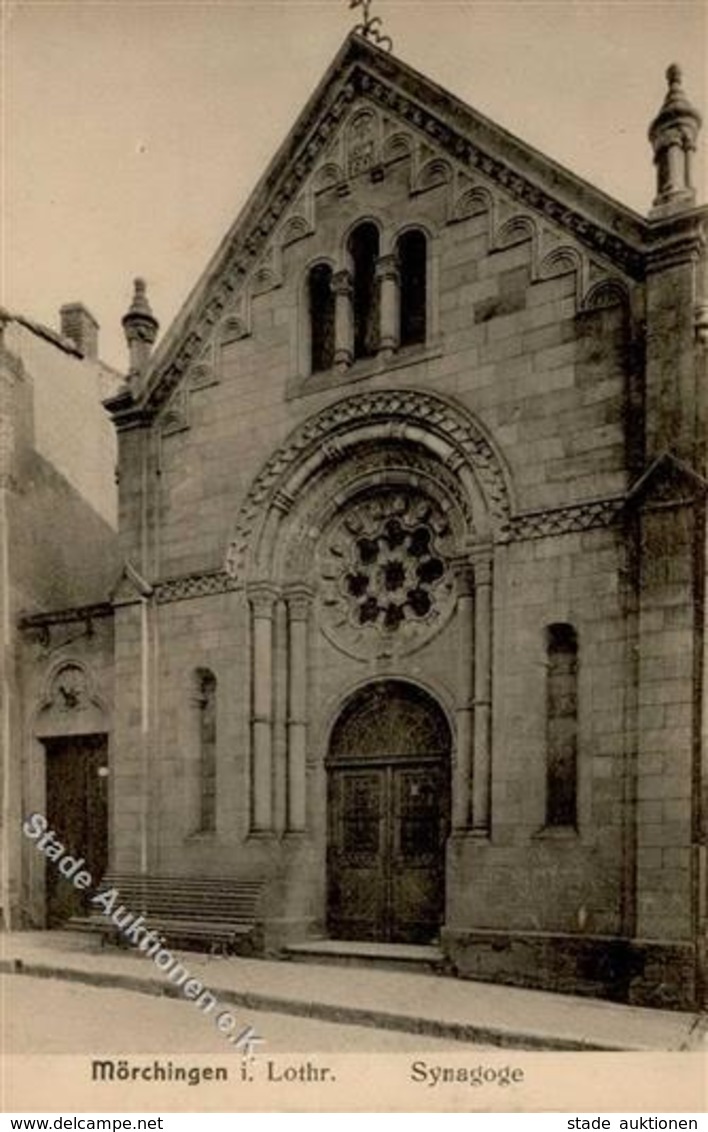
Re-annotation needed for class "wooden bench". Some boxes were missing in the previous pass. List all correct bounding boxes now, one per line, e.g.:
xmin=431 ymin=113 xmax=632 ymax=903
xmin=69 ymin=873 xmax=265 ymax=955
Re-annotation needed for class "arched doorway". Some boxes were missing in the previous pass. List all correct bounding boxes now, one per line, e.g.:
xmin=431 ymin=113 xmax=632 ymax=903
xmin=326 ymin=680 xmax=451 ymax=944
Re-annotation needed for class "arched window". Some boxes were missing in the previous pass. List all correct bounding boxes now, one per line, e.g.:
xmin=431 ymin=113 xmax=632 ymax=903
xmin=348 ymin=222 xmax=380 ymax=360
xmin=546 ymin=625 xmax=578 ymax=827
xmin=195 ymin=669 xmax=217 ymax=832
xmin=308 ymin=263 xmax=335 ymax=374
xmin=397 ymin=229 xmax=427 ymax=347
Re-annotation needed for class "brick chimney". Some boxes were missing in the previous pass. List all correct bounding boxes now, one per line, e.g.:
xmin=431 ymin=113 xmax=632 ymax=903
xmin=60 ymin=302 xmax=99 ymax=359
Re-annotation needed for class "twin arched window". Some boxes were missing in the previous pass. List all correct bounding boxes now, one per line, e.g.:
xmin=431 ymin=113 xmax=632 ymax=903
xmin=307 ymin=223 xmax=427 ymax=375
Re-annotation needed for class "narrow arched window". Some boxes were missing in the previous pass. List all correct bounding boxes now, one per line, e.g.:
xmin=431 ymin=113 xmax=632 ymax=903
xmin=195 ymin=669 xmax=217 ymax=832
xmin=308 ymin=263 xmax=335 ymax=374
xmin=546 ymin=625 xmax=578 ymax=827
xmin=398 ymin=229 xmax=427 ymax=347
xmin=348 ymin=222 xmax=380 ymax=360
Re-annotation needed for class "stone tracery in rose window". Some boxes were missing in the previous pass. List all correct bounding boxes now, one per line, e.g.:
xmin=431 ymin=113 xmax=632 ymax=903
xmin=318 ymin=491 xmax=456 ymax=658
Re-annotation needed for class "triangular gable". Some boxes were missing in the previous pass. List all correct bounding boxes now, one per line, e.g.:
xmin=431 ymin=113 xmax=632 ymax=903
xmin=624 ymin=452 xmax=708 ymax=510
xmin=110 ymin=561 xmax=154 ymax=606
xmin=129 ymin=31 xmax=651 ymax=416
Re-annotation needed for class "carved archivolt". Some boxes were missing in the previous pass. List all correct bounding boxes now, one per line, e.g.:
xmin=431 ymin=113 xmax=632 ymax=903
xmin=225 ymin=388 xmax=513 ymax=584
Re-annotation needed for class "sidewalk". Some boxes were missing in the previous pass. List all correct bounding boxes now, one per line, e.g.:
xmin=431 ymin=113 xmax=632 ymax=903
xmin=1 ymin=929 xmax=705 ymax=1052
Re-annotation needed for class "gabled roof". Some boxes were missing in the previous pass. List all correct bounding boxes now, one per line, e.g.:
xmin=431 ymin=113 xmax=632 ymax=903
xmin=113 ymin=31 xmax=662 ymax=419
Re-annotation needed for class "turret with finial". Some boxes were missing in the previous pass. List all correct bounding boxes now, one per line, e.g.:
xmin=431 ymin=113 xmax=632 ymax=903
xmin=122 ymin=277 xmax=159 ymax=382
xmin=648 ymin=64 xmax=702 ymax=217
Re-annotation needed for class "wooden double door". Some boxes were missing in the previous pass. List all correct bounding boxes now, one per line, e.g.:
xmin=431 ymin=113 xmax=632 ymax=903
xmin=44 ymin=734 xmax=108 ymax=926
xmin=326 ymin=682 xmax=450 ymax=944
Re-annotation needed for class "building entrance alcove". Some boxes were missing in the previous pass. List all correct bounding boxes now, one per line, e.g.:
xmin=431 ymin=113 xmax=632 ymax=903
xmin=43 ymin=733 xmax=109 ymax=925
xmin=326 ymin=680 xmax=451 ymax=944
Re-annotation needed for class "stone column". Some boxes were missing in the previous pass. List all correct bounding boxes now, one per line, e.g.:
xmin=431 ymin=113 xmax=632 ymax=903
xmin=285 ymin=585 xmax=312 ymax=833
xmin=452 ymin=560 xmax=475 ymax=830
xmin=332 ymin=269 xmax=353 ymax=372
xmin=375 ymin=253 xmax=400 ymax=361
xmin=249 ymin=583 xmax=278 ymax=832
xmin=472 ymin=555 xmax=493 ymax=833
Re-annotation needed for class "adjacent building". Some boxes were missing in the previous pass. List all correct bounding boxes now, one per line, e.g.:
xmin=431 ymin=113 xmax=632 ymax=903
xmin=1 ymin=304 xmax=119 ymax=927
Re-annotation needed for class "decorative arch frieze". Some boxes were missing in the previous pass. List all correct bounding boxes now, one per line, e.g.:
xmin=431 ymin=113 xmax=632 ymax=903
xmin=538 ymin=245 xmax=588 ymax=304
xmin=144 ymin=54 xmax=646 ymax=413
xmin=224 ymin=388 xmax=514 ymax=585
xmin=381 ymin=129 xmax=414 ymax=165
xmin=219 ymin=310 xmax=250 ymax=345
xmin=413 ymin=156 xmax=455 ymax=195
xmin=313 ymin=161 xmax=346 ymax=193
xmin=186 ymin=361 xmax=217 ymax=392
xmin=581 ymin=278 xmax=631 ymax=312
xmin=146 ymin=81 xmax=642 ymax=416
xmin=494 ymin=213 xmax=537 ymax=251
xmin=159 ymin=388 xmax=190 ymax=437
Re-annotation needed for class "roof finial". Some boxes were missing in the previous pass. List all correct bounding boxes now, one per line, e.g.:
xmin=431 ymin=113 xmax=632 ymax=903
xmin=648 ymin=62 xmax=702 ymax=217
xmin=122 ymin=277 xmax=159 ymax=382
xmin=349 ymin=0 xmax=393 ymax=52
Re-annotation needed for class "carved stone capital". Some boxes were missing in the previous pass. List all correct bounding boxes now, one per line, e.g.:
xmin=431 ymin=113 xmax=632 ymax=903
xmin=469 ymin=548 xmax=493 ymax=587
xmin=285 ymin=584 xmax=314 ymax=622
xmin=375 ymin=253 xmax=400 ymax=283
xmin=450 ymin=557 xmax=475 ymax=598
xmin=248 ymin=582 xmax=280 ymax=618
xmin=331 ymin=269 xmax=354 ymax=297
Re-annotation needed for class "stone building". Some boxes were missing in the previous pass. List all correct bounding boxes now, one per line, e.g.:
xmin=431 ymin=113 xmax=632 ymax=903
xmin=13 ymin=32 xmax=708 ymax=1008
xmin=1 ymin=304 xmax=120 ymax=928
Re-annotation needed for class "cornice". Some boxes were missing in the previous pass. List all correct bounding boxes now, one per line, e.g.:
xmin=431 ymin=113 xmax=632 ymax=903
xmin=18 ymin=602 xmax=114 ymax=630
xmin=103 ymin=387 xmax=155 ymax=432
xmin=155 ymin=570 xmax=236 ymax=604
xmin=507 ymin=497 xmax=625 ymax=542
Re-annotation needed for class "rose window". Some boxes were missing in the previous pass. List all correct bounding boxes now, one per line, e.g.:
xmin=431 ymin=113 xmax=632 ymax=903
xmin=344 ymin=517 xmax=446 ymax=630
xmin=318 ymin=492 xmax=455 ymax=658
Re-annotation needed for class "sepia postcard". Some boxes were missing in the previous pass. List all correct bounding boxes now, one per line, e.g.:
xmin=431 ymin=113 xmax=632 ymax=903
xmin=1 ymin=0 xmax=707 ymax=1115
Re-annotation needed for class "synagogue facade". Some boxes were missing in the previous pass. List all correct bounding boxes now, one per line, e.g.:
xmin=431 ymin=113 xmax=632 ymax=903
xmin=11 ymin=33 xmax=708 ymax=1009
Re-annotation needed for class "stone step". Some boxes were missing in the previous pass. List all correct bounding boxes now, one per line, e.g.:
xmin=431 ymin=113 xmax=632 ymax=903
xmin=284 ymin=938 xmax=448 ymax=974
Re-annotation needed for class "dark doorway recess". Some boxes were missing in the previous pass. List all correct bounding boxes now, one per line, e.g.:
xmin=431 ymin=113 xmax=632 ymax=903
xmin=327 ymin=681 xmax=450 ymax=944
xmin=44 ymin=734 xmax=108 ymax=926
